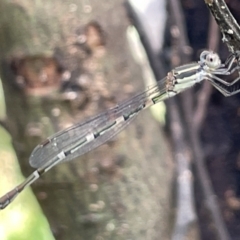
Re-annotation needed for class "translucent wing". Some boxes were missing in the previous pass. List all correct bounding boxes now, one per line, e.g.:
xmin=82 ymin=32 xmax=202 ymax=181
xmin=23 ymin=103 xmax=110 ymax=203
xmin=30 ymin=79 xmax=167 ymax=168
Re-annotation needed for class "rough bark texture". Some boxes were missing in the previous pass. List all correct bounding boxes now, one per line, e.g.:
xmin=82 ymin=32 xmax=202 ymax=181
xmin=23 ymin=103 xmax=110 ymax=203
xmin=0 ymin=0 xmax=173 ymax=239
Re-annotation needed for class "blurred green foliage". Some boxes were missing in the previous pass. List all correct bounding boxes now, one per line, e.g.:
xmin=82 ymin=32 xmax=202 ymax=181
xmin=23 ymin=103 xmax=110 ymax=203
xmin=0 ymin=77 xmax=55 ymax=240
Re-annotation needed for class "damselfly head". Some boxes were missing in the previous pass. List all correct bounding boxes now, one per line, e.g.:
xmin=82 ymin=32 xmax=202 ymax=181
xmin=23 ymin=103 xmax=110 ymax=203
xmin=200 ymin=50 xmax=221 ymax=70
xmin=205 ymin=52 xmax=221 ymax=69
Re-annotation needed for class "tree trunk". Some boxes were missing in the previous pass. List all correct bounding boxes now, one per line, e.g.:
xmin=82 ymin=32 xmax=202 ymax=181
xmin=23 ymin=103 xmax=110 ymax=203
xmin=0 ymin=0 xmax=173 ymax=239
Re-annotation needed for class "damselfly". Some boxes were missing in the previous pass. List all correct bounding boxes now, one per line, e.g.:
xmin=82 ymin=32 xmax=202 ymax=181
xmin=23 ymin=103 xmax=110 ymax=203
xmin=0 ymin=50 xmax=240 ymax=209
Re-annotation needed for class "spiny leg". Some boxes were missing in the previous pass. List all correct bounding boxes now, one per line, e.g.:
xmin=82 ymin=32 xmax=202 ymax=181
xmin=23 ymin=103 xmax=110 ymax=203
xmin=208 ymin=78 xmax=240 ymax=97
xmin=212 ymin=54 xmax=237 ymax=75
xmin=208 ymin=69 xmax=240 ymax=86
xmin=205 ymin=53 xmax=240 ymax=86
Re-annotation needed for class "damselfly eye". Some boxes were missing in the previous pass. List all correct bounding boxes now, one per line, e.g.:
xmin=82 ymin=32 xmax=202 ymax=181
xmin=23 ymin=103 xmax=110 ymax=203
xmin=205 ymin=52 xmax=221 ymax=69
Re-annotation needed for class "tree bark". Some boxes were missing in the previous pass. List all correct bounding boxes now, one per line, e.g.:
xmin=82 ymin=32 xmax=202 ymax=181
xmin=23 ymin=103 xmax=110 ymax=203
xmin=0 ymin=0 xmax=173 ymax=239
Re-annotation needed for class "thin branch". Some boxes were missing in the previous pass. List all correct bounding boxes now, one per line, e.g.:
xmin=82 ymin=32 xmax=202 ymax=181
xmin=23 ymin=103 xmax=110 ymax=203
xmin=193 ymin=14 xmax=219 ymax=131
xmin=204 ymin=0 xmax=240 ymax=53
xmin=191 ymin=3 xmax=231 ymax=239
xmin=168 ymin=0 xmax=198 ymax=239
xmin=169 ymin=98 xmax=198 ymax=240
xmin=170 ymin=1 xmax=231 ymax=239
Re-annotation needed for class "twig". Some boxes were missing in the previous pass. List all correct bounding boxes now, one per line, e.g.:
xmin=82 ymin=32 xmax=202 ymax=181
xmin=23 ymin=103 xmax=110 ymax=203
xmin=169 ymin=98 xmax=198 ymax=240
xmin=168 ymin=0 xmax=198 ymax=239
xmin=190 ymin=129 xmax=231 ymax=240
xmin=193 ymin=14 xmax=219 ymax=131
xmin=170 ymin=0 xmax=231 ymax=239
xmin=190 ymin=3 xmax=231 ymax=239
xmin=204 ymin=0 xmax=240 ymax=53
